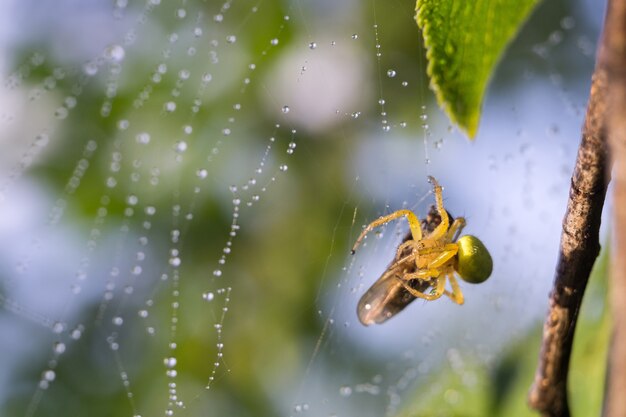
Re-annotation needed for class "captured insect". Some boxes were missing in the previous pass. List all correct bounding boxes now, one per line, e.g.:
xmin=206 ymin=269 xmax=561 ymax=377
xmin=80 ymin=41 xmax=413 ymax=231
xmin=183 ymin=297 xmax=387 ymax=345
xmin=352 ymin=176 xmax=493 ymax=326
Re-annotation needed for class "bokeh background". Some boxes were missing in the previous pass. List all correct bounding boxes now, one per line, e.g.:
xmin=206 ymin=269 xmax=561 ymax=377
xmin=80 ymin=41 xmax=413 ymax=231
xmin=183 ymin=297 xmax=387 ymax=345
xmin=0 ymin=0 xmax=611 ymax=416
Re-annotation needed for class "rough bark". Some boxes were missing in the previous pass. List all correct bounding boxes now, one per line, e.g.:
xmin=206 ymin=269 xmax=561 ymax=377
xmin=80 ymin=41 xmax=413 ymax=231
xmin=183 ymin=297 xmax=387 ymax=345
xmin=527 ymin=27 xmax=610 ymax=417
xmin=601 ymin=0 xmax=626 ymax=415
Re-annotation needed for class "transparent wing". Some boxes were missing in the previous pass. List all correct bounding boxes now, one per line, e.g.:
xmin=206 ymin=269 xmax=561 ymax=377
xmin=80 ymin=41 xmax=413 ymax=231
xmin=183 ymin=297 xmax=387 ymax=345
xmin=357 ymin=264 xmax=430 ymax=325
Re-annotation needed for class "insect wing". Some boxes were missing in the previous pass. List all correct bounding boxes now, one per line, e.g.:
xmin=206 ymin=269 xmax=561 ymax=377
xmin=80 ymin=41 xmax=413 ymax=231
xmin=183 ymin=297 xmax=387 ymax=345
xmin=357 ymin=267 xmax=404 ymax=325
xmin=357 ymin=262 xmax=430 ymax=325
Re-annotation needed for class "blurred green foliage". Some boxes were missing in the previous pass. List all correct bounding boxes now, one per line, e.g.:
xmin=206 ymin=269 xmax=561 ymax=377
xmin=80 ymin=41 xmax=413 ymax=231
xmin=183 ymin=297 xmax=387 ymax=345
xmin=0 ymin=0 xmax=606 ymax=416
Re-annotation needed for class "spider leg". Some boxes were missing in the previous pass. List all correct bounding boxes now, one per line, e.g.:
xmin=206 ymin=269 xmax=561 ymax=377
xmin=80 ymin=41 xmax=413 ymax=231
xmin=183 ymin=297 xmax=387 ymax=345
xmin=424 ymin=244 xmax=459 ymax=269
xmin=426 ymin=176 xmax=449 ymax=241
xmin=446 ymin=217 xmax=467 ymax=242
xmin=387 ymin=253 xmax=416 ymax=272
xmin=352 ymin=209 xmax=423 ymax=254
xmin=400 ymin=268 xmax=442 ymax=283
xmin=400 ymin=275 xmax=446 ymax=301
xmin=395 ymin=239 xmax=415 ymax=260
xmin=443 ymin=272 xmax=465 ymax=305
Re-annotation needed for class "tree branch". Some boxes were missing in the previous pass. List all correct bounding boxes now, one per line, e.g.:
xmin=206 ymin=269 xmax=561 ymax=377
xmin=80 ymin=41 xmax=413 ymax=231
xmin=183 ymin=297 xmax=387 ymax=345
xmin=601 ymin=0 xmax=626 ymax=415
xmin=527 ymin=17 xmax=611 ymax=417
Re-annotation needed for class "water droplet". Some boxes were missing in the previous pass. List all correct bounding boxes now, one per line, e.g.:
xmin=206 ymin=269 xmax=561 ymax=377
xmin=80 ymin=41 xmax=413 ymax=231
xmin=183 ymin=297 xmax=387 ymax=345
xmin=164 ymin=101 xmax=176 ymax=112
xmin=83 ymin=62 xmax=98 ymax=76
xmin=309 ymin=42 xmax=317 ymax=49
xmin=135 ymin=132 xmax=150 ymax=145
xmin=53 ymin=342 xmax=66 ymax=354
xmin=213 ymin=270 xmax=222 ymax=277
xmin=164 ymin=357 xmax=177 ymax=368
xmin=386 ymin=69 xmax=396 ymax=78
xmin=279 ymin=164 xmax=288 ymax=172
xmin=340 ymin=385 xmax=352 ymax=397
xmin=70 ymin=326 xmax=83 ymax=340
xmin=281 ymin=105 xmax=290 ymax=114
xmin=42 ymin=370 xmax=56 ymax=382
xmin=118 ymin=119 xmax=130 ymax=130
xmin=106 ymin=44 xmax=125 ymax=62
xmin=52 ymin=322 xmax=65 ymax=334
xmin=65 ymin=96 xmax=77 ymax=108
xmin=127 ymin=194 xmax=138 ymax=205
xmin=270 ymin=38 xmax=279 ymax=45
xmin=54 ymin=107 xmax=68 ymax=119
xmin=113 ymin=316 xmax=124 ymax=326
xmin=351 ymin=34 xmax=358 ymax=40
xmin=226 ymin=35 xmax=237 ymax=44
xmin=201 ymin=73 xmax=213 ymax=84
xmin=175 ymin=141 xmax=187 ymax=153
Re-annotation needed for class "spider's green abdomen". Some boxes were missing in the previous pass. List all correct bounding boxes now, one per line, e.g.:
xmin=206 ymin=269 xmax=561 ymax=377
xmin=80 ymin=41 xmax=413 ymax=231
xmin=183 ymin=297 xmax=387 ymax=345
xmin=456 ymin=235 xmax=492 ymax=284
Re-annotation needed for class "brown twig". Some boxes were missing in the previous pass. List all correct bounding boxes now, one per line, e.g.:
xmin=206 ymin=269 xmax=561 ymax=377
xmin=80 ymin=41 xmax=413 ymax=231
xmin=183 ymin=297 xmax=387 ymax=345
xmin=527 ymin=15 xmax=611 ymax=417
xmin=601 ymin=0 xmax=626 ymax=415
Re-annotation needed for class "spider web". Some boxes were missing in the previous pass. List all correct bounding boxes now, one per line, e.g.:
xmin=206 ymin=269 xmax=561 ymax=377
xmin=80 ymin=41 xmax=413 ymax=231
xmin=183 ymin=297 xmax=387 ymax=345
xmin=0 ymin=0 xmax=606 ymax=416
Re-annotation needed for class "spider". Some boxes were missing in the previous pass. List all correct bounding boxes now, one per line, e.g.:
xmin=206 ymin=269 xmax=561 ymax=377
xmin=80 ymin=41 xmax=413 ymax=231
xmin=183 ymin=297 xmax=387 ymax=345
xmin=352 ymin=176 xmax=493 ymax=325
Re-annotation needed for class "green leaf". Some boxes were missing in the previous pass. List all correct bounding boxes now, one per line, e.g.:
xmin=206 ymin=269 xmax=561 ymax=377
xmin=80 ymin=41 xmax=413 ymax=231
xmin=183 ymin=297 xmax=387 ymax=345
xmin=416 ymin=0 xmax=540 ymax=138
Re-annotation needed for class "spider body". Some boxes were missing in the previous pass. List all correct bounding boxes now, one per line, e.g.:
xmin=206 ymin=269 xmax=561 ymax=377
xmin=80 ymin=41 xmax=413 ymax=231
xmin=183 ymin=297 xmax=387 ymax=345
xmin=353 ymin=176 xmax=492 ymax=326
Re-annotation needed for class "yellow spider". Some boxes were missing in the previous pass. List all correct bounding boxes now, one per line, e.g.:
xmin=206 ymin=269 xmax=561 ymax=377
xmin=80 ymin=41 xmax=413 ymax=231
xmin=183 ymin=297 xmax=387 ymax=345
xmin=352 ymin=176 xmax=493 ymax=325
